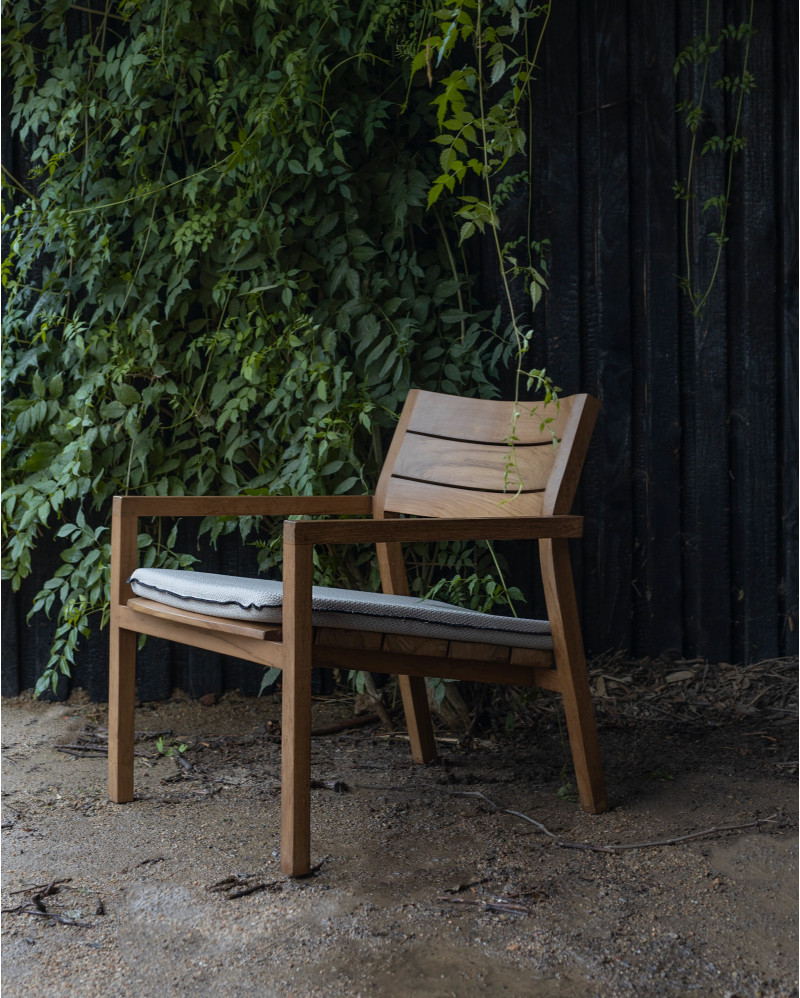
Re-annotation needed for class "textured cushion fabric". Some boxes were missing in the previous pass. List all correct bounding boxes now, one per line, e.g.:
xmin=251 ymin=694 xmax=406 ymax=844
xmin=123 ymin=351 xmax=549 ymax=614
xmin=128 ymin=568 xmax=553 ymax=650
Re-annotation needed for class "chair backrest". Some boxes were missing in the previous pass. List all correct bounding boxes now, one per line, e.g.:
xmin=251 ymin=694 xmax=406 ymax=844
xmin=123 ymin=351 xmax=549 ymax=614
xmin=374 ymin=390 xmax=600 ymax=519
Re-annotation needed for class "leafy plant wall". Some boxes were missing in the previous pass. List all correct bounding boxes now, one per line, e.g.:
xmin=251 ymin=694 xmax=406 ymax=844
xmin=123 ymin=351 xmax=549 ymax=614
xmin=3 ymin=0 xmax=548 ymax=694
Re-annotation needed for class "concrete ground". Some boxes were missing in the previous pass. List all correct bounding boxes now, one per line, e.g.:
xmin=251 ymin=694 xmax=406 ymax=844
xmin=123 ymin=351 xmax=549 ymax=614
xmin=2 ymin=660 xmax=797 ymax=997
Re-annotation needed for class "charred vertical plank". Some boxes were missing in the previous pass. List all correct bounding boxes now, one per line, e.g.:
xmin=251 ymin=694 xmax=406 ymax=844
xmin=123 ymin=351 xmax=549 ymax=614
xmin=1 ymin=583 xmax=21 ymax=697
xmin=777 ymin=0 xmax=799 ymax=652
xmin=728 ymin=0 xmax=780 ymax=662
xmin=629 ymin=5 xmax=684 ymax=656
xmin=504 ymin=0 xmax=584 ymax=624
xmin=576 ymin=1 xmax=634 ymax=656
xmin=677 ymin=0 xmax=732 ymax=662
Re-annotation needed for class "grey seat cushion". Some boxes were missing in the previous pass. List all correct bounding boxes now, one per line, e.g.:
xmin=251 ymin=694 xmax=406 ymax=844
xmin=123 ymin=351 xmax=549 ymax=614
xmin=128 ymin=568 xmax=553 ymax=651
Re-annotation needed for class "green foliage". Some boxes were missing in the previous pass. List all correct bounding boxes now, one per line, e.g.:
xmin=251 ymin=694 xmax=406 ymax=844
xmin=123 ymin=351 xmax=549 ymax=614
xmin=155 ymin=735 xmax=188 ymax=759
xmin=673 ymin=0 xmax=755 ymax=317
xmin=2 ymin=0 xmax=554 ymax=695
xmin=409 ymin=0 xmax=558 ymax=457
xmin=423 ymin=572 xmax=525 ymax=614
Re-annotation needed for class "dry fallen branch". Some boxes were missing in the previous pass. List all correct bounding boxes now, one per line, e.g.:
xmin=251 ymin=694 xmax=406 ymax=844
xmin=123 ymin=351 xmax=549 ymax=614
xmin=425 ymin=786 xmax=783 ymax=853
xmin=207 ymin=875 xmax=283 ymax=899
xmin=3 ymin=878 xmax=94 ymax=928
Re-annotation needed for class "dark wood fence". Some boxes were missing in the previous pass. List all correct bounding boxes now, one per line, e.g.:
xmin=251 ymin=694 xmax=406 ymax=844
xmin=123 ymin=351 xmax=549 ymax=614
xmin=490 ymin=0 xmax=797 ymax=668
xmin=2 ymin=0 xmax=796 ymax=700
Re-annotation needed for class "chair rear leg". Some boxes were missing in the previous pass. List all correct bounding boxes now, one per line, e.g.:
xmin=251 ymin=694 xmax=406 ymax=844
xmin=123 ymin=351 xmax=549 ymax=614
xmin=398 ymin=675 xmax=437 ymax=764
xmin=540 ymin=538 xmax=609 ymax=814
xmin=558 ymin=668 xmax=608 ymax=814
xmin=108 ymin=625 xmax=136 ymax=803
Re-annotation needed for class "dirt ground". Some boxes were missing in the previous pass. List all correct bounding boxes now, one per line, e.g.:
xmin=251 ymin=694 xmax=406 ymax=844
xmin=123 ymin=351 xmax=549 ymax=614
xmin=2 ymin=657 xmax=798 ymax=998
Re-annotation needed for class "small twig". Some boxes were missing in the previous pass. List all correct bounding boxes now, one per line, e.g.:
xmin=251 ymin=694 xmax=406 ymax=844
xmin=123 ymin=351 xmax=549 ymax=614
xmin=55 ymin=744 xmax=155 ymax=759
xmin=438 ymin=895 xmax=533 ymax=915
xmin=34 ymin=880 xmax=63 ymax=901
xmin=208 ymin=875 xmax=283 ymax=899
xmin=92 ymin=727 xmax=173 ymax=742
xmin=310 ymin=779 xmax=349 ymax=793
xmin=227 ymin=881 xmax=282 ymax=899
xmin=311 ymin=707 xmax=400 ymax=737
xmin=2 ymin=903 xmax=92 ymax=927
xmin=9 ymin=878 xmax=72 ymax=896
xmin=174 ymin=753 xmax=192 ymax=772
xmin=208 ymin=875 xmax=248 ymax=892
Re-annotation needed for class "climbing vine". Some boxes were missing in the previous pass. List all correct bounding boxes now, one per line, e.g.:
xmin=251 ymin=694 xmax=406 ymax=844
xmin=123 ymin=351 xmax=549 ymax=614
xmin=673 ymin=0 xmax=756 ymax=316
xmin=2 ymin=0 xmax=552 ymax=694
xmin=412 ymin=0 xmax=558 ymax=470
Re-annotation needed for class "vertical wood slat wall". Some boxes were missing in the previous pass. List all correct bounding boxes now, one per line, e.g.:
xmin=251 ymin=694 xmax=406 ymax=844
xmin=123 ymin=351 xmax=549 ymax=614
xmin=2 ymin=0 xmax=796 ymax=700
xmin=494 ymin=0 xmax=797 ymax=667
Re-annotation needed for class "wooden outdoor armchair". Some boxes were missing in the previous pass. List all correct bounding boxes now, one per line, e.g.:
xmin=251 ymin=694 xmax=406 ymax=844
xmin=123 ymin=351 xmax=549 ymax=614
xmin=108 ymin=389 xmax=608 ymax=876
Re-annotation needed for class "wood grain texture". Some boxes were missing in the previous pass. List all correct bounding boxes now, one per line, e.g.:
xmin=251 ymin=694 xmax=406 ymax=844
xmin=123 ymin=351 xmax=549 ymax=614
xmin=112 ymin=495 xmax=373 ymax=518
xmin=127 ymin=597 xmax=282 ymax=640
xmin=280 ymin=537 xmax=313 ymax=876
xmin=118 ymin=605 xmax=282 ymax=667
xmin=542 ymin=394 xmax=601 ymax=515
xmin=392 ymin=434 xmax=555 ymax=494
xmin=107 ymin=626 xmax=136 ymax=803
xmin=285 ymin=515 xmax=582 ymax=545
xmin=309 ymin=643 xmax=552 ymax=688
xmin=406 ymin=391 xmax=575 ymax=444
xmin=373 ymin=513 xmax=438 ymax=765
xmin=382 ymin=478 xmax=545 ymax=519
xmin=314 ymin=628 xmax=382 ymax=650
xmin=448 ymin=640 xmax=510 ymax=663
xmin=107 ymin=498 xmax=140 ymax=803
xmin=540 ymin=538 xmax=608 ymax=813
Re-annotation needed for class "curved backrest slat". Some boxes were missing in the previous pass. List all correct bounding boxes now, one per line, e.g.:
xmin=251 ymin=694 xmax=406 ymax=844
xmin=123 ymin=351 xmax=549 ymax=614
xmin=375 ymin=390 xmax=599 ymax=520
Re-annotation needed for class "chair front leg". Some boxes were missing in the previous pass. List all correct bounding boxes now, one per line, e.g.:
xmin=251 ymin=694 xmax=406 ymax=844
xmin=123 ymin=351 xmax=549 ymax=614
xmin=540 ymin=537 xmax=609 ymax=814
xmin=280 ymin=531 xmax=313 ymax=876
xmin=108 ymin=497 xmax=139 ymax=804
xmin=108 ymin=624 xmax=136 ymax=802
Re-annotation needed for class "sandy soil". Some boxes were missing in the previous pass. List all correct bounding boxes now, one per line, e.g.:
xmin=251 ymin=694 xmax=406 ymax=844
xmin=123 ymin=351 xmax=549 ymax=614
xmin=2 ymin=663 xmax=798 ymax=998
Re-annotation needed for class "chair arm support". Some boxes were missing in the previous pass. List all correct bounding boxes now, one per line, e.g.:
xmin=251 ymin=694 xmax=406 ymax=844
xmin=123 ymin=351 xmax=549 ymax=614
xmin=283 ymin=515 xmax=583 ymax=546
xmin=111 ymin=495 xmax=374 ymax=518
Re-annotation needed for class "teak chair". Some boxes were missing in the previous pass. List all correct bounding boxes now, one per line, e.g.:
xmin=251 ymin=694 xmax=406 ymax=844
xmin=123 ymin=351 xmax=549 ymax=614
xmin=108 ymin=389 xmax=608 ymax=875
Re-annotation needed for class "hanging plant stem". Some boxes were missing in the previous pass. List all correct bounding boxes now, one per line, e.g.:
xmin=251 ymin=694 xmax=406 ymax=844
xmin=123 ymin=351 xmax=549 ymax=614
xmin=674 ymin=0 xmax=755 ymax=317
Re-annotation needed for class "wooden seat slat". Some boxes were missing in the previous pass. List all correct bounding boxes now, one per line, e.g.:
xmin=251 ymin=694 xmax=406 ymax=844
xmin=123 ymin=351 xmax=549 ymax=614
xmin=127 ymin=597 xmax=282 ymax=640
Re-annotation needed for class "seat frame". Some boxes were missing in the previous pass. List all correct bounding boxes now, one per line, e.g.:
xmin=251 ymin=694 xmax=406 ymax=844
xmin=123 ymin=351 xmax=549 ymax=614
xmin=108 ymin=390 xmax=608 ymax=875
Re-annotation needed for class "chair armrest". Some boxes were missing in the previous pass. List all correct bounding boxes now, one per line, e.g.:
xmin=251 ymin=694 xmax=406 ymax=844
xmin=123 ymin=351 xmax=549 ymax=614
xmin=112 ymin=495 xmax=374 ymax=518
xmin=283 ymin=515 xmax=583 ymax=546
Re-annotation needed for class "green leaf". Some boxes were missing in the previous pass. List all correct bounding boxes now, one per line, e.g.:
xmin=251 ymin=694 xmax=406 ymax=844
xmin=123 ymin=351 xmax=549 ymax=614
xmin=113 ymin=384 xmax=141 ymax=406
